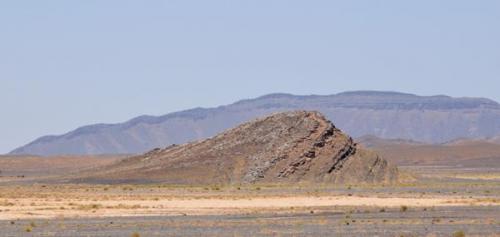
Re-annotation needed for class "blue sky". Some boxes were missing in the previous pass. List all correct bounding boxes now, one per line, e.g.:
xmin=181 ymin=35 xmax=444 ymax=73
xmin=1 ymin=0 xmax=499 ymax=154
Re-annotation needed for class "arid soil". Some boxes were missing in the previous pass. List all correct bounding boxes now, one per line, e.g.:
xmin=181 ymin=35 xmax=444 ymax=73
xmin=1 ymin=186 xmax=496 ymax=220
xmin=1 ymin=206 xmax=499 ymax=237
xmin=0 ymin=155 xmax=124 ymax=183
xmin=1 ymin=167 xmax=499 ymax=236
xmin=359 ymin=136 xmax=500 ymax=168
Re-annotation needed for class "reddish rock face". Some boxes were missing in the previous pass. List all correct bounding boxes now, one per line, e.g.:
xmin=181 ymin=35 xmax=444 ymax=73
xmin=76 ymin=111 xmax=399 ymax=184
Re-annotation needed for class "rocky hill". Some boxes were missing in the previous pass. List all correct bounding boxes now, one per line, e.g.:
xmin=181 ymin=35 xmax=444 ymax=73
xmin=11 ymin=91 xmax=500 ymax=156
xmin=73 ymin=111 xmax=398 ymax=184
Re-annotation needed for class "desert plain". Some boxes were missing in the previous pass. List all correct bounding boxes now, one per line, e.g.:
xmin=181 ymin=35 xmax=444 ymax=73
xmin=1 ymin=152 xmax=499 ymax=237
xmin=1 ymin=112 xmax=500 ymax=236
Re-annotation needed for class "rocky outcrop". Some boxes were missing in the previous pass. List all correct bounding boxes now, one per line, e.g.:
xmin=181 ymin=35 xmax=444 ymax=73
xmin=75 ymin=111 xmax=399 ymax=184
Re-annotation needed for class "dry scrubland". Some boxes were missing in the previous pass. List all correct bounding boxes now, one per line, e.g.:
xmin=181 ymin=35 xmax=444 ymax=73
xmin=1 ymin=180 xmax=498 ymax=220
xmin=1 ymin=167 xmax=499 ymax=236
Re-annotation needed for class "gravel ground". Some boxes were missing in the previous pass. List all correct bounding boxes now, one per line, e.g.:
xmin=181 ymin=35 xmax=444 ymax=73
xmin=1 ymin=206 xmax=499 ymax=237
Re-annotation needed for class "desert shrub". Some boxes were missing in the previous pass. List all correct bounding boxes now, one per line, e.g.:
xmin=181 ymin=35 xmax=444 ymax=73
xmin=432 ymin=218 xmax=441 ymax=224
xmin=400 ymin=205 xmax=408 ymax=212
xmin=452 ymin=230 xmax=465 ymax=237
xmin=77 ymin=204 xmax=102 ymax=210
xmin=211 ymin=186 xmax=220 ymax=191
xmin=131 ymin=232 xmax=141 ymax=237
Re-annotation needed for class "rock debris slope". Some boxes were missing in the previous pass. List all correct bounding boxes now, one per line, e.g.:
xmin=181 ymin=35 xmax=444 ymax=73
xmin=76 ymin=111 xmax=398 ymax=184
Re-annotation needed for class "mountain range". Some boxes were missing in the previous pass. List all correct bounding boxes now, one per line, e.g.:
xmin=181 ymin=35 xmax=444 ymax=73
xmin=10 ymin=91 xmax=500 ymax=156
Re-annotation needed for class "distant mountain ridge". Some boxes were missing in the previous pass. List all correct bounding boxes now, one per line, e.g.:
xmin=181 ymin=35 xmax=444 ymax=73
xmin=10 ymin=91 xmax=500 ymax=156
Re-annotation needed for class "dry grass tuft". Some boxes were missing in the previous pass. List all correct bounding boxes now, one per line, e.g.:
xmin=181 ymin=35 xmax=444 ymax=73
xmin=452 ymin=230 xmax=465 ymax=237
xmin=131 ymin=232 xmax=141 ymax=237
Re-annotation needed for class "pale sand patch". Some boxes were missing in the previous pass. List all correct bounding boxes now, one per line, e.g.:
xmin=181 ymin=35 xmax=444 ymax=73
xmin=1 ymin=195 xmax=498 ymax=220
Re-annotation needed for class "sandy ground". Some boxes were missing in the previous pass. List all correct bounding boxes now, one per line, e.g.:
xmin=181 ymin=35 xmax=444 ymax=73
xmin=1 ymin=165 xmax=499 ymax=236
xmin=1 ymin=194 xmax=499 ymax=220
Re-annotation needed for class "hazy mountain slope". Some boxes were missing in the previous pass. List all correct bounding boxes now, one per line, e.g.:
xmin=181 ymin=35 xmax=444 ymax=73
xmin=0 ymin=155 xmax=123 ymax=178
xmin=358 ymin=136 xmax=500 ymax=167
xmin=10 ymin=91 xmax=500 ymax=156
xmin=488 ymin=136 xmax=500 ymax=144
xmin=357 ymin=135 xmax=426 ymax=148
xmin=72 ymin=111 xmax=398 ymax=184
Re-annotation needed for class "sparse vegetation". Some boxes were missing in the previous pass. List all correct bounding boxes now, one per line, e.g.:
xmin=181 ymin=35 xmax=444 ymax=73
xmin=0 ymin=166 xmax=498 ymax=236
xmin=131 ymin=232 xmax=141 ymax=237
xmin=77 ymin=204 xmax=102 ymax=210
xmin=452 ymin=230 xmax=465 ymax=237
xmin=0 ymin=201 xmax=15 ymax=206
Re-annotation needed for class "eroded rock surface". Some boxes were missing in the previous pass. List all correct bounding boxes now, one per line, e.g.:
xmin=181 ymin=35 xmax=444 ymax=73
xmin=76 ymin=111 xmax=398 ymax=184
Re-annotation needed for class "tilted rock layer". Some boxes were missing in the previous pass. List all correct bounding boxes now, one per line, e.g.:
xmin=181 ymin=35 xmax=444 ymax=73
xmin=77 ymin=111 xmax=399 ymax=184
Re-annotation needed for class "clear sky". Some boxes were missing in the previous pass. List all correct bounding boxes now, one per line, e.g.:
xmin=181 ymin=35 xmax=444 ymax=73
xmin=1 ymin=0 xmax=499 ymax=154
